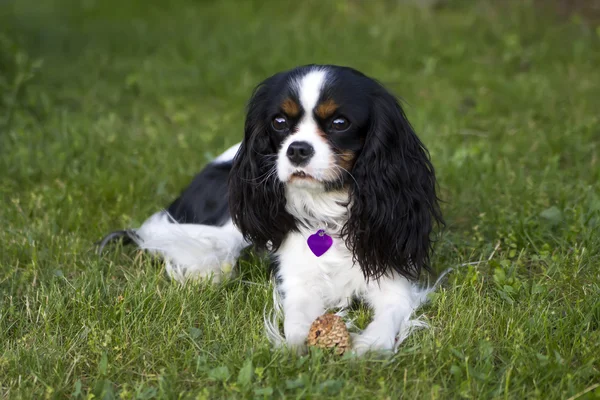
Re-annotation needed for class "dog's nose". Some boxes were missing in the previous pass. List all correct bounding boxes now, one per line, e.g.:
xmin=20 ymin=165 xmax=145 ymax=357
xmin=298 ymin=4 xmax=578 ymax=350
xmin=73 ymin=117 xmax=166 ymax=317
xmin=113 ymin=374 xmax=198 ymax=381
xmin=286 ymin=141 xmax=314 ymax=166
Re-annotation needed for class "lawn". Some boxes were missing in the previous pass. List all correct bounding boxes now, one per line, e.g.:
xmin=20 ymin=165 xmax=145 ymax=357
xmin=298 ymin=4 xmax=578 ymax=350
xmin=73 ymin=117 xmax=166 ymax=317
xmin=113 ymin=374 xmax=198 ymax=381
xmin=1 ymin=0 xmax=599 ymax=398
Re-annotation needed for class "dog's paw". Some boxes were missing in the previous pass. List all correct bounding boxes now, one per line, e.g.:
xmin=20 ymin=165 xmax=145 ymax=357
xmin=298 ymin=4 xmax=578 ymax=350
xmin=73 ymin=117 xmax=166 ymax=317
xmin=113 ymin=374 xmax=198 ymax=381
xmin=282 ymin=322 xmax=311 ymax=354
xmin=165 ymin=260 xmax=232 ymax=283
xmin=351 ymin=330 xmax=395 ymax=356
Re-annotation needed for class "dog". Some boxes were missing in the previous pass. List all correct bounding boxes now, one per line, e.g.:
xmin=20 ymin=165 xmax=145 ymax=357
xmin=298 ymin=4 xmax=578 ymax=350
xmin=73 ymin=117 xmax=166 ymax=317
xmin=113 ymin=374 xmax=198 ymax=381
xmin=99 ymin=64 xmax=444 ymax=354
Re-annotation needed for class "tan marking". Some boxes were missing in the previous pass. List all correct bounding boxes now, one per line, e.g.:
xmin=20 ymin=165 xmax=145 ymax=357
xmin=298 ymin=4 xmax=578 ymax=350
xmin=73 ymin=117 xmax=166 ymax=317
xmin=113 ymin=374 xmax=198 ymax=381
xmin=281 ymin=98 xmax=300 ymax=117
xmin=315 ymin=99 xmax=338 ymax=120
xmin=338 ymin=150 xmax=356 ymax=171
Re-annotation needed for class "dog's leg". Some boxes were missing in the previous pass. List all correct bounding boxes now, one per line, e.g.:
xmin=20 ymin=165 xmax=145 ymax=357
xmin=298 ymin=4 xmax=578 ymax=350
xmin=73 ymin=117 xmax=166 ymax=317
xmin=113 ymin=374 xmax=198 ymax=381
xmin=273 ymin=234 xmax=328 ymax=351
xmin=353 ymin=275 xmax=429 ymax=355
xmin=281 ymin=283 xmax=326 ymax=350
xmin=98 ymin=143 xmax=247 ymax=282
xmin=132 ymin=212 xmax=248 ymax=282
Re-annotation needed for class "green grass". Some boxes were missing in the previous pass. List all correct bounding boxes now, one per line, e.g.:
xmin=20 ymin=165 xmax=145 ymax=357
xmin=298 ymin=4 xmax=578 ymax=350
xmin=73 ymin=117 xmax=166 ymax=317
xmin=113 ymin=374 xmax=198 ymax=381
xmin=1 ymin=0 xmax=599 ymax=398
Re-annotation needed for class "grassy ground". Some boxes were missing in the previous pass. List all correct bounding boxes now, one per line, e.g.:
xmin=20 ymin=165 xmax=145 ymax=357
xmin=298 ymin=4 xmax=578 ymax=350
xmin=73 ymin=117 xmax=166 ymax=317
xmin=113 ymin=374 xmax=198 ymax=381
xmin=1 ymin=0 xmax=599 ymax=398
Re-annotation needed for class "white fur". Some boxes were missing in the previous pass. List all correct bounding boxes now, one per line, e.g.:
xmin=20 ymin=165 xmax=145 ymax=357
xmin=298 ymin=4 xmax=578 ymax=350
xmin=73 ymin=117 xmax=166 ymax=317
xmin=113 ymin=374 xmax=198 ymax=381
xmin=132 ymin=211 xmax=248 ymax=283
xmin=295 ymin=68 xmax=327 ymax=113
xmin=213 ymin=142 xmax=241 ymax=164
xmin=269 ymin=183 xmax=434 ymax=354
xmin=277 ymin=68 xmax=339 ymax=184
xmin=128 ymin=143 xmax=244 ymax=282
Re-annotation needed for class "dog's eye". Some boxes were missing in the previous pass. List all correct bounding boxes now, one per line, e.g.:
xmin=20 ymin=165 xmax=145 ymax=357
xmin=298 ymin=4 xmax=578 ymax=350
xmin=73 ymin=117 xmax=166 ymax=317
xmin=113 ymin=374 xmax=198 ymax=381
xmin=272 ymin=116 xmax=288 ymax=132
xmin=331 ymin=117 xmax=350 ymax=132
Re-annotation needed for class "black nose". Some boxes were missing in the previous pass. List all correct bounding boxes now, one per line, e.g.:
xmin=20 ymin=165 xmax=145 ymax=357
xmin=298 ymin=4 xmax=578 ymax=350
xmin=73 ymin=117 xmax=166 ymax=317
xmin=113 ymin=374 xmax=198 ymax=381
xmin=286 ymin=141 xmax=314 ymax=166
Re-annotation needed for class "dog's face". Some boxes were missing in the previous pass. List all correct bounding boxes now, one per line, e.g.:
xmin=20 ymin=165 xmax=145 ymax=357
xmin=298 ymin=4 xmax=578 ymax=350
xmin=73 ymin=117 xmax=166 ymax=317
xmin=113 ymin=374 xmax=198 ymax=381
xmin=230 ymin=65 xmax=443 ymax=280
xmin=268 ymin=67 xmax=369 ymax=190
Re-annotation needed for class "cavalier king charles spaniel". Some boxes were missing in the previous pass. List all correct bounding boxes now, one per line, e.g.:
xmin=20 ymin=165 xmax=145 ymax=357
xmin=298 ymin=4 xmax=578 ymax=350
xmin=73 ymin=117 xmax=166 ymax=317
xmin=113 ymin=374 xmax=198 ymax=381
xmin=100 ymin=64 xmax=444 ymax=354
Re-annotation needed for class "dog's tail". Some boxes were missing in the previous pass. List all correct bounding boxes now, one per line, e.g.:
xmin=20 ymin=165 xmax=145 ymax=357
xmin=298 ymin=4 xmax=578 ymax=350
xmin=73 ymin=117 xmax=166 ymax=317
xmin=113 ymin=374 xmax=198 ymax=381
xmin=96 ymin=229 xmax=137 ymax=254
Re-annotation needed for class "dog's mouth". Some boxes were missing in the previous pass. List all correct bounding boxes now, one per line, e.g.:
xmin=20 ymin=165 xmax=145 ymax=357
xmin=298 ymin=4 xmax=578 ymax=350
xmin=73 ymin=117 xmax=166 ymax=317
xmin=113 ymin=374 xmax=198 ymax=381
xmin=290 ymin=170 xmax=316 ymax=180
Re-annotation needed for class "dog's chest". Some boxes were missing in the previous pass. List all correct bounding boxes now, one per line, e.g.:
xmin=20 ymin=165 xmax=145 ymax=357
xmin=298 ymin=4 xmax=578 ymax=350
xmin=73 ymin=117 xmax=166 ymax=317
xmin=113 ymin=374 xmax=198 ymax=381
xmin=276 ymin=230 xmax=366 ymax=307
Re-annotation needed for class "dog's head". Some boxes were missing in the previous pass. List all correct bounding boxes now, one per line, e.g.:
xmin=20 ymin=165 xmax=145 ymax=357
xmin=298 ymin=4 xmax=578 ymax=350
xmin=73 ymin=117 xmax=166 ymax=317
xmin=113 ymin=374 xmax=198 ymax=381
xmin=229 ymin=65 xmax=443 ymax=280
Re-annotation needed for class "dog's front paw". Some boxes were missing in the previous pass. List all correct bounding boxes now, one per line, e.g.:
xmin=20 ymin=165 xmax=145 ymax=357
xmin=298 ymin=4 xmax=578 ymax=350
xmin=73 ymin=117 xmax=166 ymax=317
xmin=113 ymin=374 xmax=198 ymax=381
xmin=351 ymin=330 xmax=395 ymax=356
xmin=283 ymin=322 xmax=311 ymax=354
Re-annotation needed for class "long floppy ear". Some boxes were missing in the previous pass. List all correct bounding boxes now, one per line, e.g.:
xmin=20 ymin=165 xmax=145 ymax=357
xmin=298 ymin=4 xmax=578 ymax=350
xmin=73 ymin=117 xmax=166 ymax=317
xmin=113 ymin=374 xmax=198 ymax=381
xmin=228 ymin=83 xmax=296 ymax=252
xmin=342 ymin=89 xmax=443 ymax=281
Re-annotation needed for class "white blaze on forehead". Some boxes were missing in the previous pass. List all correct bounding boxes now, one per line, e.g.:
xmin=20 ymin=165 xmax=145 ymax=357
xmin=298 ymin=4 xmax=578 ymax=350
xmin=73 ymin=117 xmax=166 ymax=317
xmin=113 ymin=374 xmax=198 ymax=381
xmin=295 ymin=68 xmax=327 ymax=114
xmin=277 ymin=68 xmax=334 ymax=185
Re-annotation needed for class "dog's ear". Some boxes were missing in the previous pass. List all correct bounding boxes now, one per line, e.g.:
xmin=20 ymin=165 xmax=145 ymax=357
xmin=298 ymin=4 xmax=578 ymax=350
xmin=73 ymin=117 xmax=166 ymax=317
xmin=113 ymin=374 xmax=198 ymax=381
xmin=228 ymin=83 xmax=296 ymax=252
xmin=342 ymin=89 xmax=443 ymax=281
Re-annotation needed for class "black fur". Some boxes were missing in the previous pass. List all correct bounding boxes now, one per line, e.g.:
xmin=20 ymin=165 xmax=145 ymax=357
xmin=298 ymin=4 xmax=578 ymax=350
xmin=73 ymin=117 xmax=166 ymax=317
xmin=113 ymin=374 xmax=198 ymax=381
xmin=96 ymin=230 xmax=135 ymax=254
xmin=228 ymin=76 xmax=298 ymax=252
xmin=167 ymin=160 xmax=232 ymax=225
xmin=341 ymin=82 xmax=444 ymax=280
xmin=98 ymin=160 xmax=233 ymax=253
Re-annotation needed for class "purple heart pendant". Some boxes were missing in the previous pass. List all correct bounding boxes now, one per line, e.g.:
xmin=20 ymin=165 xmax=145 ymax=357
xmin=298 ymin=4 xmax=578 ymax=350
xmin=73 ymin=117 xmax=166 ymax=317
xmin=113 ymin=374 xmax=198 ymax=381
xmin=307 ymin=229 xmax=333 ymax=257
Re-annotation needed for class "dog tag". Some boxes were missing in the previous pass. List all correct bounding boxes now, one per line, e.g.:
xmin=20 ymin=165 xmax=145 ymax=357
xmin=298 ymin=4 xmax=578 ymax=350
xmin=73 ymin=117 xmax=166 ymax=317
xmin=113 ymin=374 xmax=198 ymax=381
xmin=307 ymin=230 xmax=333 ymax=257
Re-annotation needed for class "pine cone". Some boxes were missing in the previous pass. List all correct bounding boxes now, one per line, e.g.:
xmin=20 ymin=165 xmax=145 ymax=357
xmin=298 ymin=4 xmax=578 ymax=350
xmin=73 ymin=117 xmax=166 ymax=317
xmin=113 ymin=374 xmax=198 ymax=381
xmin=307 ymin=313 xmax=350 ymax=355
